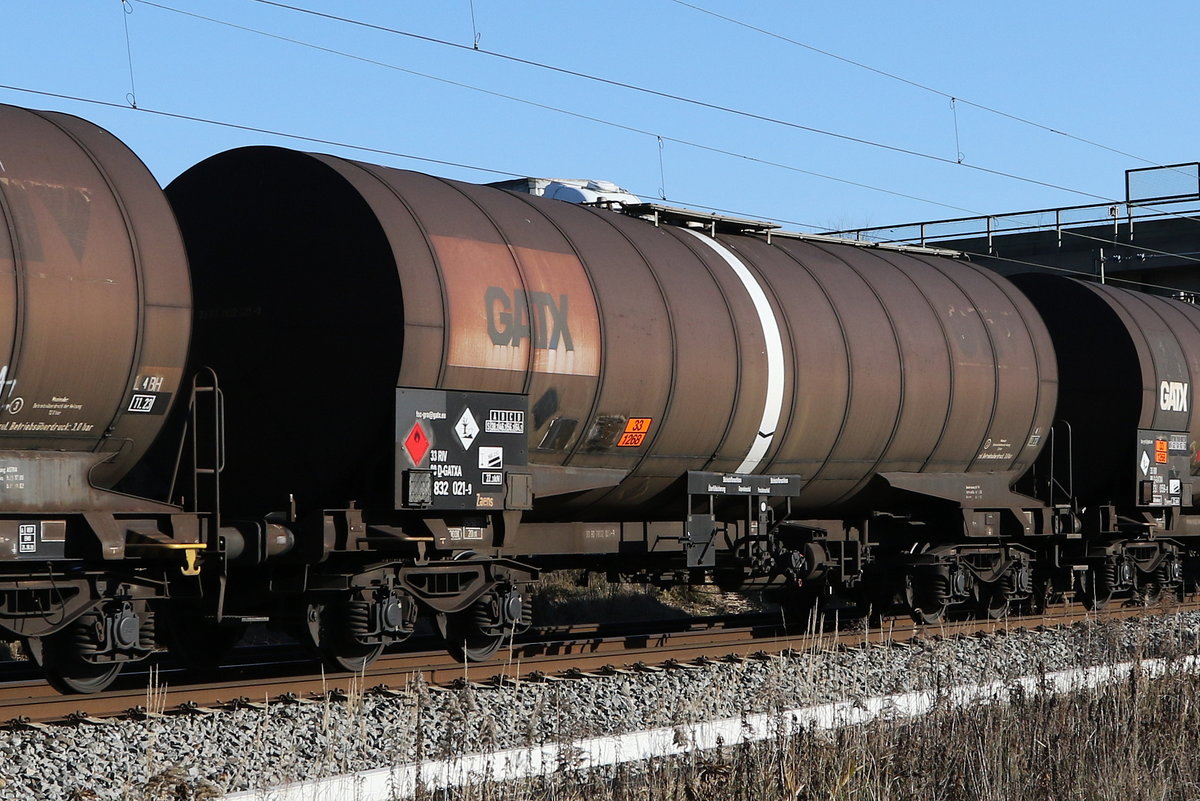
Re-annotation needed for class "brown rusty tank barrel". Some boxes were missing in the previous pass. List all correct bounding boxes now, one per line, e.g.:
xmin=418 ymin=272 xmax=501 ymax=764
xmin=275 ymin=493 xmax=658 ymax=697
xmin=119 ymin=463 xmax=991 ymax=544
xmin=0 ymin=105 xmax=190 ymax=487
xmin=167 ymin=146 xmax=1056 ymax=517
xmin=725 ymin=235 xmax=1057 ymax=510
xmin=1014 ymin=273 xmax=1200 ymax=505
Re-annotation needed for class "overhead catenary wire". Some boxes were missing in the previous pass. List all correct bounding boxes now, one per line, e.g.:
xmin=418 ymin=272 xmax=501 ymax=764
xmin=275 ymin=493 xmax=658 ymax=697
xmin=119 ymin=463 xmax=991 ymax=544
xmin=103 ymin=3 xmax=1200 ymax=245
xmin=3 ymin=81 xmax=1199 ymax=297
xmin=0 ymin=77 xmax=837 ymax=235
xmin=663 ymin=0 xmax=1185 ymax=176
xmin=149 ymin=0 xmax=1200 ymax=236
xmin=12 ymin=6 xmax=1200 ymax=295
xmin=229 ymin=0 xmax=1200 ymax=235
xmin=128 ymin=0 xmax=984 ymax=219
xmin=13 ymin=8 xmax=1200 ymax=271
xmin=238 ymin=0 xmax=1163 ymax=208
xmin=12 ymin=14 xmax=1200 ymax=299
xmin=109 ymin=0 xmax=1200 ymax=272
xmin=0 ymin=82 xmax=528 ymax=180
xmin=0 ymin=77 xmax=840 ymax=232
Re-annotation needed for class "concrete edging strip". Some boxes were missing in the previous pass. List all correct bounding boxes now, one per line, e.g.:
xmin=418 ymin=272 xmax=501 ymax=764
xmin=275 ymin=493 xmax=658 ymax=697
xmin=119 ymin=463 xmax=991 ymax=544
xmin=224 ymin=655 xmax=1198 ymax=800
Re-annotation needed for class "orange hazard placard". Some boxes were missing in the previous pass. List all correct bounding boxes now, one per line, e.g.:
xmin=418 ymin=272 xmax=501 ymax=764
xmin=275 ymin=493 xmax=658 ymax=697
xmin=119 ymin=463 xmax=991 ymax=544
xmin=617 ymin=417 xmax=653 ymax=447
xmin=1156 ymin=440 xmax=1169 ymax=464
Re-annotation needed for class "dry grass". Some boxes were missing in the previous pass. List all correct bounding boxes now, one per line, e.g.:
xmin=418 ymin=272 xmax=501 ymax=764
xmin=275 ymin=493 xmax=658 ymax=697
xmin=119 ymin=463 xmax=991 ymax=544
xmin=0 ymin=639 xmax=26 ymax=661
xmin=410 ymin=653 xmax=1200 ymax=801
xmin=72 ymin=638 xmax=1200 ymax=800
xmin=52 ymin=606 xmax=1200 ymax=801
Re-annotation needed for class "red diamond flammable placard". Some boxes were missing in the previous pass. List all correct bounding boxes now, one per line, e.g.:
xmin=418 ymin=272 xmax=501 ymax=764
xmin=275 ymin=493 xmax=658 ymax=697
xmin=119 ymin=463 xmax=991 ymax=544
xmin=404 ymin=421 xmax=431 ymax=465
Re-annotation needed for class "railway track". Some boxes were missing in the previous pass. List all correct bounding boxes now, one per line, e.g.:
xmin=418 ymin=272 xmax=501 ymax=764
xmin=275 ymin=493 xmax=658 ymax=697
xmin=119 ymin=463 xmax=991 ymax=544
xmin=0 ymin=599 xmax=1195 ymax=727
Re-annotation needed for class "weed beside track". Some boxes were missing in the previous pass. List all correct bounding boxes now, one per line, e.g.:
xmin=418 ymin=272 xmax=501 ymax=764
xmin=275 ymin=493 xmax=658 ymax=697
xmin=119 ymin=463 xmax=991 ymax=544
xmin=400 ymin=654 xmax=1200 ymax=801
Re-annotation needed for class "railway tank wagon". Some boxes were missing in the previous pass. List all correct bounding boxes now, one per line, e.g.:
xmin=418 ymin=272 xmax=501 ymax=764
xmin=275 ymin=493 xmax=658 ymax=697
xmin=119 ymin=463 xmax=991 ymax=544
xmin=1014 ymin=273 xmax=1200 ymax=605
xmin=13 ymin=103 xmax=1197 ymax=693
xmin=163 ymin=146 xmax=1061 ymax=658
xmin=0 ymin=104 xmax=194 ymax=691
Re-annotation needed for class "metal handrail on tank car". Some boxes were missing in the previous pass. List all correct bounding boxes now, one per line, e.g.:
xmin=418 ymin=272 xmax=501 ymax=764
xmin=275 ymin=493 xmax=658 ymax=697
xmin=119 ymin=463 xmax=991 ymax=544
xmin=1047 ymin=420 xmax=1075 ymax=511
xmin=168 ymin=367 xmax=225 ymax=524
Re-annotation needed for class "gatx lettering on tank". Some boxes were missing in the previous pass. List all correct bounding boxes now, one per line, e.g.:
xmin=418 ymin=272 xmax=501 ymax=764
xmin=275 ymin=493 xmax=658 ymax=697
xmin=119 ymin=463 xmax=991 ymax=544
xmin=431 ymin=235 xmax=600 ymax=377
xmin=1160 ymin=380 xmax=1190 ymax=413
xmin=486 ymin=286 xmax=574 ymax=351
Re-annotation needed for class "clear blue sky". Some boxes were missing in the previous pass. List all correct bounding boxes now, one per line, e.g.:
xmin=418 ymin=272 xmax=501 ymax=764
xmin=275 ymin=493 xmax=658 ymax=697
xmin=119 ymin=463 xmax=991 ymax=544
xmin=4 ymin=1 xmax=1200 ymax=234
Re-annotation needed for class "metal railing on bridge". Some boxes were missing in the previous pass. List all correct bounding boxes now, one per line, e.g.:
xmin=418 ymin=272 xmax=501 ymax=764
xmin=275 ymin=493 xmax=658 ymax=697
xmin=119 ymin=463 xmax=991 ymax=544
xmin=826 ymin=163 xmax=1200 ymax=253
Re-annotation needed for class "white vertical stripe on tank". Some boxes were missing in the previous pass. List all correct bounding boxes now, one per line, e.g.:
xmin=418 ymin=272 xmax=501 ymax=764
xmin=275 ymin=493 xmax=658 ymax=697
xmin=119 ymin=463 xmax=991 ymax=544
xmin=680 ymin=228 xmax=784 ymax=474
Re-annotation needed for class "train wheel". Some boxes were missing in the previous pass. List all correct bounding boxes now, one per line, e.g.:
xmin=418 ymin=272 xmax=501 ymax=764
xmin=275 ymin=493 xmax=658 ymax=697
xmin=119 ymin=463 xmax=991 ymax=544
xmin=42 ymin=655 xmax=122 ymax=694
xmin=904 ymin=573 xmax=949 ymax=625
xmin=982 ymin=589 xmax=1010 ymax=619
xmin=437 ymin=609 xmax=506 ymax=662
xmin=322 ymin=641 xmax=383 ymax=673
xmin=29 ymin=615 xmax=123 ymax=694
xmin=303 ymin=600 xmax=383 ymax=673
xmin=1079 ymin=563 xmax=1118 ymax=610
xmin=1139 ymin=555 xmax=1183 ymax=605
xmin=913 ymin=604 xmax=948 ymax=625
xmin=1078 ymin=569 xmax=1112 ymax=610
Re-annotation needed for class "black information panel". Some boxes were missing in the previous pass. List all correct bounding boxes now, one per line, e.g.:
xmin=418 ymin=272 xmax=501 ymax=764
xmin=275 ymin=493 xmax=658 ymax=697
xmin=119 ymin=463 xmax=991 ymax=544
xmin=687 ymin=471 xmax=803 ymax=497
xmin=395 ymin=388 xmax=528 ymax=511
xmin=1135 ymin=429 xmax=1192 ymax=508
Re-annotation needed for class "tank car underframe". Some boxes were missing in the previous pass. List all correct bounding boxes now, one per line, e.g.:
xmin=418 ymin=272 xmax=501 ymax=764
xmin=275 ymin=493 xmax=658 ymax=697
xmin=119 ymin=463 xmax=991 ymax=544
xmin=210 ymin=506 xmax=540 ymax=671
xmin=266 ymin=555 xmax=539 ymax=669
xmin=494 ymin=470 xmax=1199 ymax=623
xmin=2 ymin=491 xmax=1195 ymax=691
xmin=7 ymin=427 xmax=1196 ymax=691
xmin=0 ymin=499 xmax=210 ymax=692
xmin=0 ymin=558 xmax=184 ymax=693
xmin=493 ymin=470 xmax=1067 ymax=619
xmin=1068 ymin=537 xmax=1187 ymax=608
xmin=0 ymin=505 xmax=204 ymax=622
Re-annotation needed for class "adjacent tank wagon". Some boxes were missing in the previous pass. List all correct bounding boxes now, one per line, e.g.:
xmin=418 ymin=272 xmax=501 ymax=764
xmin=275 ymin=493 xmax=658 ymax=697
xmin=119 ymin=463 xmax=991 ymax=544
xmin=0 ymin=104 xmax=193 ymax=692
xmin=0 ymin=105 xmax=190 ymax=488
xmin=1014 ymin=274 xmax=1200 ymax=604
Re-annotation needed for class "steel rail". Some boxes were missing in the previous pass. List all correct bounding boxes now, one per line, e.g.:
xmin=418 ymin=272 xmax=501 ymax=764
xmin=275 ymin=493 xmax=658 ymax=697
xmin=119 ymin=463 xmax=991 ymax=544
xmin=0 ymin=599 xmax=1196 ymax=727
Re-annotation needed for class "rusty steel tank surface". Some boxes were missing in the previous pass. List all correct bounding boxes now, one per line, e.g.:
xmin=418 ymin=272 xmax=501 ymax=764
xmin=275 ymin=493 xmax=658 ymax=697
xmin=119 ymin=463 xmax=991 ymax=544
xmin=167 ymin=147 xmax=1057 ymax=518
xmin=0 ymin=105 xmax=191 ymax=487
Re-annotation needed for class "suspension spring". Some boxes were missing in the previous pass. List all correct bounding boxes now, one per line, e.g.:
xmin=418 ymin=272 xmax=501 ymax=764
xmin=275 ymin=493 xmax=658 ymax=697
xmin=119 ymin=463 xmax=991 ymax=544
xmin=930 ymin=572 xmax=952 ymax=606
xmin=474 ymin=596 xmax=500 ymax=633
xmin=73 ymin=613 xmax=103 ymax=656
xmin=138 ymin=608 xmax=156 ymax=651
xmin=345 ymin=600 xmax=372 ymax=638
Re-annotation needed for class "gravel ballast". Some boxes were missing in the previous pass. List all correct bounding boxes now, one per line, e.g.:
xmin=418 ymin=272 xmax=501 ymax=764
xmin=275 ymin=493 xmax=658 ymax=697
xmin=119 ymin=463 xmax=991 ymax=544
xmin=2 ymin=612 xmax=1198 ymax=800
